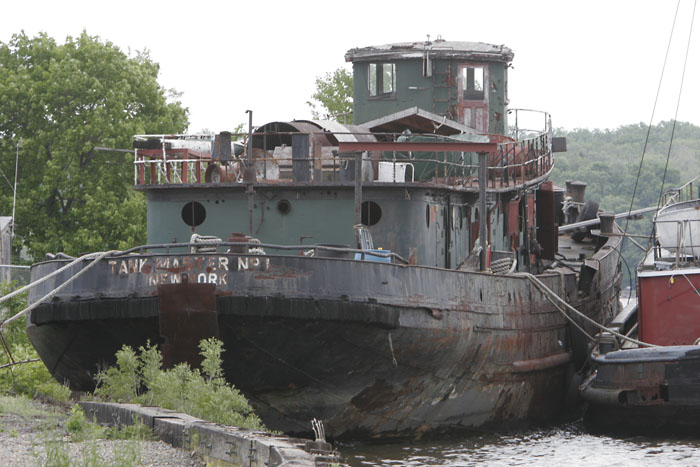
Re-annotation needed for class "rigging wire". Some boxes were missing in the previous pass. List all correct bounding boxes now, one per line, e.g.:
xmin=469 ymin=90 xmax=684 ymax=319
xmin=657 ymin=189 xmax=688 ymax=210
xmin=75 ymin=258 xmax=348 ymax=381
xmin=623 ymin=0 xmax=681 ymax=238
xmin=655 ymin=0 xmax=697 ymax=216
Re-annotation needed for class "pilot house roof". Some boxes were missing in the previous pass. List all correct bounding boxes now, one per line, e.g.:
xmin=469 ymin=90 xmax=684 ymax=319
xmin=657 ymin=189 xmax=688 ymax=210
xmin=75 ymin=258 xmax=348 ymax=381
xmin=345 ymin=39 xmax=514 ymax=63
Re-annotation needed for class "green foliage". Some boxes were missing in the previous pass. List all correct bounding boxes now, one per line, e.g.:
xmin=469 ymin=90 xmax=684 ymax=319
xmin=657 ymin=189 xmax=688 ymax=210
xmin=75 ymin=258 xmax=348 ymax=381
xmin=0 ymin=283 xmax=71 ymax=402
xmin=104 ymin=416 xmax=153 ymax=441
xmin=35 ymin=380 xmax=72 ymax=404
xmin=66 ymin=404 xmax=152 ymax=445
xmin=65 ymin=404 xmax=88 ymax=434
xmin=199 ymin=337 xmax=224 ymax=381
xmin=94 ymin=346 xmax=140 ymax=403
xmin=66 ymin=404 xmax=104 ymax=442
xmin=41 ymin=405 xmax=146 ymax=465
xmin=138 ymin=340 xmax=161 ymax=403
xmin=0 ymin=31 xmax=189 ymax=259
xmin=94 ymin=338 xmax=265 ymax=430
xmin=307 ymin=67 xmax=353 ymax=123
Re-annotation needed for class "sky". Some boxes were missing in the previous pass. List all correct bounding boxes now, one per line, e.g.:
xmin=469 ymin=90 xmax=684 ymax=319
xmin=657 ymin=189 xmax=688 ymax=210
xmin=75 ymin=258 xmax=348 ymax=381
xmin=2 ymin=0 xmax=699 ymax=133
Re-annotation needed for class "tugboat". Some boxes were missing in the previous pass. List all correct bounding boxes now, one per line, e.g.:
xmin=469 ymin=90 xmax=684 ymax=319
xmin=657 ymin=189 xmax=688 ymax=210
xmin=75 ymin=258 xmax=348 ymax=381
xmin=26 ymin=39 xmax=622 ymax=439
xmin=581 ymin=176 xmax=700 ymax=434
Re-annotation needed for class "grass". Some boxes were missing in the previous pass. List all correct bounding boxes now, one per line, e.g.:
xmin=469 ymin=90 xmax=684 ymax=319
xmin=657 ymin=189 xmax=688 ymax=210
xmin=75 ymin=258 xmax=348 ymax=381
xmin=0 ymin=393 xmax=62 ymax=419
xmin=0 ymin=394 xmax=149 ymax=466
xmin=37 ymin=404 xmax=151 ymax=466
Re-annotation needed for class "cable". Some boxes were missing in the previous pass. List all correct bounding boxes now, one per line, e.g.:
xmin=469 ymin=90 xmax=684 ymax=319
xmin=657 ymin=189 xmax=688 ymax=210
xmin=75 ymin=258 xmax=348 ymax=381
xmin=517 ymin=272 xmax=658 ymax=348
xmin=623 ymin=0 xmax=681 ymax=238
xmin=656 ymin=0 xmax=697 ymax=214
xmin=603 ymin=242 xmax=635 ymax=307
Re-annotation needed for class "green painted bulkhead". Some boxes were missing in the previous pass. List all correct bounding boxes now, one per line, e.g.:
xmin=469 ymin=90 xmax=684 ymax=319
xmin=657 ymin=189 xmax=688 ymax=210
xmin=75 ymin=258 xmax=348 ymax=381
xmin=346 ymin=39 xmax=513 ymax=134
xmin=146 ymin=186 xmax=477 ymax=268
xmin=139 ymin=39 xmax=553 ymax=272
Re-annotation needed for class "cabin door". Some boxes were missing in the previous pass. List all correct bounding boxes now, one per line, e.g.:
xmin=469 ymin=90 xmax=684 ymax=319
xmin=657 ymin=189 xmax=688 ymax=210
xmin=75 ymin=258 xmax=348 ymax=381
xmin=458 ymin=63 xmax=489 ymax=132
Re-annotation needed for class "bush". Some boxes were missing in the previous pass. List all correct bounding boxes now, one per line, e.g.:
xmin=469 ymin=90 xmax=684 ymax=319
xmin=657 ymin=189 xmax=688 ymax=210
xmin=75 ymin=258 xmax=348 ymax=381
xmin=95 ymin=338 xmax=265 ymax=430
xmin=94 ymin=346 xmax=140 ymax=403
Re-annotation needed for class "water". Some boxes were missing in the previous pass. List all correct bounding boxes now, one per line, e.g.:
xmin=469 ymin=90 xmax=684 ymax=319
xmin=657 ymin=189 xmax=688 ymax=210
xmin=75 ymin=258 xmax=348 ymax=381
xmin=340 ymin=421 xmax=700 ymax=466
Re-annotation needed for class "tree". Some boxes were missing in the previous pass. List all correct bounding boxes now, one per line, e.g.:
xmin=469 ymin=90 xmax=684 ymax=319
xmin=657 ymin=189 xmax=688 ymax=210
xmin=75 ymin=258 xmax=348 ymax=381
xmin=0 ymin=32 xmax=188 ymax=259
xmin=306 ymin=67 xmax=353 ymax=123
xmin=551 ymin=122 xmax=686 ymax=289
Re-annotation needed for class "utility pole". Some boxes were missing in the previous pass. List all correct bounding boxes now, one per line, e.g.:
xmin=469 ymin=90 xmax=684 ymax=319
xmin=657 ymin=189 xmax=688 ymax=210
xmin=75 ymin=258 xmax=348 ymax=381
xmin=11 ymin=140 xmax=19 ymax=240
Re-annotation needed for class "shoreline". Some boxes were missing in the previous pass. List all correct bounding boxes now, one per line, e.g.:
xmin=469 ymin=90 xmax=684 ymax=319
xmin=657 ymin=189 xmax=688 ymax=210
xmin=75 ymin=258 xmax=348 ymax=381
xmin=0 ymin=395 xmax=202 ymax=466
xmin=0 ymin=395 xmax=341 ymax=466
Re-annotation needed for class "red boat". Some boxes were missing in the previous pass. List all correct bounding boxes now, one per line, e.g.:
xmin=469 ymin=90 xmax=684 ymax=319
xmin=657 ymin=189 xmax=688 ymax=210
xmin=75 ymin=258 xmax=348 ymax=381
xmin=581 ymin=177 xmax=700 ymax=434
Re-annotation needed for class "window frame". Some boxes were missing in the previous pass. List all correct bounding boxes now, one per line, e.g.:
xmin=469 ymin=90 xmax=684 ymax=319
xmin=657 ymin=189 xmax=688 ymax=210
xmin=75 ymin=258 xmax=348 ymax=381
xmin=368 ymin=62 xmax=396 ymax=99
xmin=461 ymin=65 xmax=486 ymax=101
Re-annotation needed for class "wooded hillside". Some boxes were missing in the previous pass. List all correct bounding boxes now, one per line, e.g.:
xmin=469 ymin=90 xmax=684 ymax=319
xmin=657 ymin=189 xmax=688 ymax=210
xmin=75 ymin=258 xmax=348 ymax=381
xmin=551 ymin=121 xmax=698 ymax=287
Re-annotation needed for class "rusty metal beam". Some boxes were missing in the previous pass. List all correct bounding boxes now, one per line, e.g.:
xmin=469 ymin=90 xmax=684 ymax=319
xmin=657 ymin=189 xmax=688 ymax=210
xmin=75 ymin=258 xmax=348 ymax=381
xmin=337 ymin=141 xmax=498 ymax=153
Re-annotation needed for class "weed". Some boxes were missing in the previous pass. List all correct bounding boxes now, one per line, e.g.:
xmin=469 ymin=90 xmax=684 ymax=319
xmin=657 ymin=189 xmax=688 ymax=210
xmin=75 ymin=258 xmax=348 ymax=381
xmin=95 ymin=338 xmax=266 ymax=430
xmin=66 ymin=405 xmax=106 ymax=442
xmin=40 ymin=429 xmax=71 ymax=467
xmin=190 ymin=431 xmax=200 ymax=450
xmin=200 ymin=337 xmax=224 ymax=381
xmin=112 ymin=439 xmax=142 ymax=466
xmin=105 ymin=415 xmax=154 ymax=441
xmin=94 ymin=346 xmax=140 ymax=403
xmin=78 ymin=439 xmax=101 ymax=467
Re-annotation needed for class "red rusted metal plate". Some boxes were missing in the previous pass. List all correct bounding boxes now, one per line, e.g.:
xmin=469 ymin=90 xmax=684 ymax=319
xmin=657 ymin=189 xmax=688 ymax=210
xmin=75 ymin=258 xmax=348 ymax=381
xmin=158 ymin=282 xmax=218 ymax=369
xmin=536 ymin=187 xmax=556 ymax=260
xmin=639 ymin=271 xmax=700 ymax=345
xmin=338 ymin=140 xmax=498 ymax=153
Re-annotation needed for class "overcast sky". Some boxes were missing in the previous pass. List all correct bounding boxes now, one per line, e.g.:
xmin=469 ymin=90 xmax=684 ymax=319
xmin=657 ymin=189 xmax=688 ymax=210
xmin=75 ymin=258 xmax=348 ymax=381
xmin=2 ymin=0 xmax=698 ymax=133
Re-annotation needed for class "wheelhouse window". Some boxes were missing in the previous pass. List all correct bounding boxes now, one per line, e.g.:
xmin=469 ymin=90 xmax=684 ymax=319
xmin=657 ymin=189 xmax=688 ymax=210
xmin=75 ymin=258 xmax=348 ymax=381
xmin=368 ymin=63 xmax=396 ymax=97
xmin=462 ymin=66 xmax=485 ymax=100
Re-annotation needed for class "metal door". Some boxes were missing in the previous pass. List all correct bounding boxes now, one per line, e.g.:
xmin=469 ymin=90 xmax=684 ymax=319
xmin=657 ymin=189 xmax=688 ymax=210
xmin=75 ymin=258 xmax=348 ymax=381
xmin=458 ymin=64 xmax=489 ymax=132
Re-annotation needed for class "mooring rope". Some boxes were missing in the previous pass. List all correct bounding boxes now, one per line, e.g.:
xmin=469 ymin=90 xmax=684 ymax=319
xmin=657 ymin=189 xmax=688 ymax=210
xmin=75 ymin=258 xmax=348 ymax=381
xmin=517 ymin=272 xmax=658 ymax=348
xmin=0 ymin=250 xmax=120 ymax=329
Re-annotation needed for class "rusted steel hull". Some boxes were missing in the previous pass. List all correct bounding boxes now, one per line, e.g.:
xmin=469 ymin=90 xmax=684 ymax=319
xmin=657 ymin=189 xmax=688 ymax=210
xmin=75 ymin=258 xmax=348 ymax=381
xmin=27 ymin=246 xmax=620 ymax=439
xmin=582 ymin=346 xmax=700 ymax=434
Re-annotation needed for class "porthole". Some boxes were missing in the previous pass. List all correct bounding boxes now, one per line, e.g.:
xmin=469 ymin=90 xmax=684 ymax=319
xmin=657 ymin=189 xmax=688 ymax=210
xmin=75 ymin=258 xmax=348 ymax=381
xmin=361 ymin=201 xmax=382 ymax=226
xmin=277 ymin=199 xmax=292 ymax=215
xmin=182 ymin=201 xmax=206 ymax=227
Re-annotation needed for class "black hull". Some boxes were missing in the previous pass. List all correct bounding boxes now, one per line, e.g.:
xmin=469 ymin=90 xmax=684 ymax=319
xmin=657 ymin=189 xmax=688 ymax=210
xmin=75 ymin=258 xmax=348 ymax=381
xmin=29 ymin=296 xmax=572 ymax=438
xmin=584 ymin=405 xmax=700 ymax=435
xmin=27 ymin=250 xmax=621 ymax=439
xmin=582 ymin=346 xmax=700 ymax=435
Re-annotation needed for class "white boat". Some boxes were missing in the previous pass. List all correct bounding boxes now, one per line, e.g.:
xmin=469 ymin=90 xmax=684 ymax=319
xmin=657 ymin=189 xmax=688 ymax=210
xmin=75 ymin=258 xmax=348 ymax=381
xmin=654 ymin=198 xmax=700 ymax=258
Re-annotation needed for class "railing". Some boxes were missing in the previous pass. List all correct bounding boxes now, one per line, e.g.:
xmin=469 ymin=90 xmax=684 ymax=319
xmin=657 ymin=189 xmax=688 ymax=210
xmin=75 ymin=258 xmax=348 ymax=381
xmin=134 ymin=148 xmax=211 ymax=185
xmin=45 ymin=242 xmax=410 ymax=265
xmin=660 ymin=174 xmax=700 ymax=207
xmin=133 ymin=125 xmax=553 ymax=191
xmin=508 ymin=108 xmax=552 ymax=141
xmin=653 ymin=202 xmax=700 ymax=266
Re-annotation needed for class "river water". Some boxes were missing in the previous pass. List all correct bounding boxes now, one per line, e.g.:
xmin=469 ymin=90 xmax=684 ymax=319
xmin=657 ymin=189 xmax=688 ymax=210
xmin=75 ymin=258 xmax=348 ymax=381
xmin=340 ymin=421 xmax=700 ymax=466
